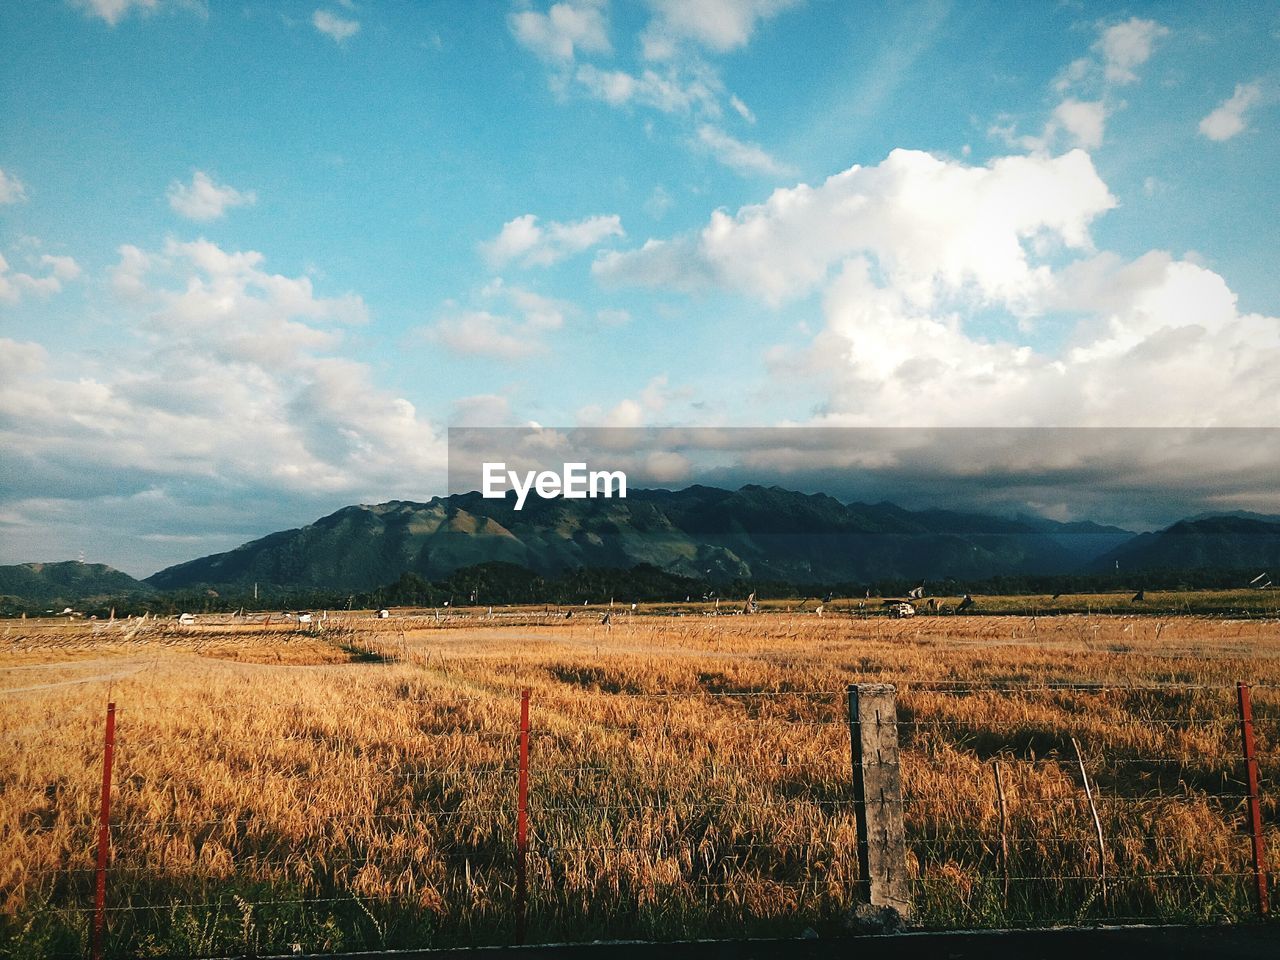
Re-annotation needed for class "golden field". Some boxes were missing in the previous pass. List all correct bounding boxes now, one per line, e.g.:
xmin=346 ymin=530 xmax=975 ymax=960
xmin=1 ymin=603 xmax=1277 ymax=957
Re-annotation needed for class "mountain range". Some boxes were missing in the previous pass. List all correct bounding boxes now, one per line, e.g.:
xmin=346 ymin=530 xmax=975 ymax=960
xmin=143 ymin=485 xmax=1138 ymax=592
xmin=5 ymin=486 xmax=1278 ymax=605
xmin=0 ymin=561 xmax=154 ymax=608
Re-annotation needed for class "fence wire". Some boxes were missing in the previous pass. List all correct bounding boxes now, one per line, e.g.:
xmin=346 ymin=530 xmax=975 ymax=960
xmin=2 ymin=681 xmax=1275 ymax=958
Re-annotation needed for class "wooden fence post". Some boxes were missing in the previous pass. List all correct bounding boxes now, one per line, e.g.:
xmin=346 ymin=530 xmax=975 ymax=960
xmin=1237 ymin=681 xmax=1270 ymax=916
xmin=993 ymin=759 xmax=1010 ymax=900
xmin=92 ymin=701 xmax=116 ymax=960
xmin=847 ymin=683 xmax=911 ymax=917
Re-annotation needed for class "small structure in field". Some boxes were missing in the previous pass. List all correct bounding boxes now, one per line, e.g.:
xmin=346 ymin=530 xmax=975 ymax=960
xmin=377 ymin=609 xmax=390 ymax=619
xmin=886 ymin=601 xmax=915 ymax=619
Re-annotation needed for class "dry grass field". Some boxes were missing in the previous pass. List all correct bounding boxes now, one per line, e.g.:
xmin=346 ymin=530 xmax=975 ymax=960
xmin=1 ymin=604 xmax=1277 ymax=957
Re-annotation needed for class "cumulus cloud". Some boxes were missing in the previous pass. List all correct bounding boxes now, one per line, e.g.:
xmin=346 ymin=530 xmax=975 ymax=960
xmin=0 ymin=252 xmax=83 ymax=305
xmin=998 ymin=99 xmax=1107 ymax=154
xmin=595 ymin=143 xmax=1279 ymax=429
xmin=596 ymin=148 xmax=1115 ymax=307
xmin=167 ymin=171 xmax=257 ymax=221
xmin=576 ymin=374 xmax=684 ymax=427
xmin=312 ymin=8 xmax=360 ymax=42
xmin=1016 ymin=17 xmax=1164 ymax=153
xmin=422 ymin=279 xmax=572 ymax=359
xmin=509 ymin=0 xmax=611 ymax=62
xmin=1199 ymin=82 xmax=1263 ymax=141
xmin=1095 ymin=17 xmax=1168 ymax=85
xmin=798 ymin=250 xmax=1280 ymax=428
xmin=76 ymin=0 xmax=160 ymax=26
xmin=1052 ymin=99 xmax=1107 ymax=150
xmin=0 ymin=238 xmax=440 ymax=571
xmin=509 ymin=1 xmax=777 ymax=130
xmin=641 ymin=0 xmax=799 ymax=56
xmin=0 ymin=168 xmax=27 ymax=205
xmin=573 ymin=63 xmax=723 ymax=115
xmin=1056 ymin=17 xmax=1168 ymax=92
xmin=481 ymin=212 xmax=624 ymax=268
xmin=428 ymin=311 xmax=540 ymax=360
xmin=695 ymin=124 xmax=793 ymax=176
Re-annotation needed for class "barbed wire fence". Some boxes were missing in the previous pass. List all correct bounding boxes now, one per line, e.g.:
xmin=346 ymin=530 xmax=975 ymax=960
xmin=2 ymin=681 xmax=1275 ymax=958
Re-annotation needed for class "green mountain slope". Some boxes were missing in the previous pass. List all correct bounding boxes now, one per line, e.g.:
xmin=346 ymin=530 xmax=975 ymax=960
xmin=0 ymin=561 xmax=154 ymax=606
xmin=145 ymin=485 xmax=1135 ymax=592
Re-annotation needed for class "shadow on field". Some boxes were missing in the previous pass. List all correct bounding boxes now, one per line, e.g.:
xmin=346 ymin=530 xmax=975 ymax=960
xmin=253 ymin=925 xmax=1280 ymax=960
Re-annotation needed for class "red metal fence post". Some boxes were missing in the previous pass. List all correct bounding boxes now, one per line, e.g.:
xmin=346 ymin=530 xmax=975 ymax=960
xmin=1237 ymin=681 xmax=1270 ymax=916
xmin=515 ymin=688 xmax=531 ymax=944
xmin=92 ymin=701 xmax=117 ymax=960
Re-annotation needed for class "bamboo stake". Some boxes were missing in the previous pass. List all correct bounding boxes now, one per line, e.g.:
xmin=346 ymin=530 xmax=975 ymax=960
xmin=1071 ymin=736 xmax=1107 ymax=907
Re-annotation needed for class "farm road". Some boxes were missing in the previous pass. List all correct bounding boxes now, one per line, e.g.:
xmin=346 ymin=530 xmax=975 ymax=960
xmin=256 ymin=926 xmax=1279 ymax=960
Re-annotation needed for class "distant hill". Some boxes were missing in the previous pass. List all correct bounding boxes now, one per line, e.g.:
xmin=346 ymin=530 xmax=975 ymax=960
xmin=145 ymin=485 xmax=1136 ymax=593
xmin=1094 ymin=516 xmax=1280 ymax=575
xmin=0 ymin=561 xmax=154 ymax=607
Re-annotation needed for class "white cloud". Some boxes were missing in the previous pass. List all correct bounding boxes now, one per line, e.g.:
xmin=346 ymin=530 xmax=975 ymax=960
xmin=641 ymin=0 xmax=800 ymax=55
xmin=1043 ymin=18 xmax=1165 ymax=146
xmin=76 ymin=0 xmax=160 ymax=26
xmin=574 ymin=63 xmax=722 ymax=115
xmin=993 ymin=100 xmax=1108 ymax=154
xmin=481 ymin=212 xmax=624 ymax=268
xmin=576 ymin=374 xmax=680 ymax=427
xmin=802 ymin=251 xmax=1280 ymax=427
xmin=0 ymin=168 xmax=27 ymax=205
xmin=729 ymin=94 xmax=756 ymax=123
xmin=597 ymin=148 xmax=1115 ymax=307
xmin=423 ymin=279 xmax=572 ymax=359
xmin=0 ymin=252 xmax=83 ymax=305
xmin=588 ymin=145 xmax=1279 ymax=429
xmin=0 ymin=239 xmax=441 ymax=571
xmin=1052 ymin=98 xmax=1107 ymax=150
xmin=509 ymin=0 xmax=611 ymax=62
xmin=492 ymin=279 xmax=570 ymax=331
xmin=312 ymin=8 xmax=360 ymax=42
xmin=695 ymin=124 xmax=793 ymax=176
xmin=1055 ymin=17 xmax=1167 ymax=91
xmin=167 ymin=171 xmax=257 ymax=221
xmin=1199 ymin=82 xmax=1263 ymax=142
xmin=1095 ymin=17 xmax=1168 ymax=85
xmin=40 ymin=255 xmax=83 ymax=282
xmin=427 ymin=311 xmax=540 ymax=360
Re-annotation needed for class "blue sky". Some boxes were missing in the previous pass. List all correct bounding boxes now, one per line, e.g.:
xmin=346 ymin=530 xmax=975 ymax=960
xmin=1 ymin=1 xmax=1278 ymax=575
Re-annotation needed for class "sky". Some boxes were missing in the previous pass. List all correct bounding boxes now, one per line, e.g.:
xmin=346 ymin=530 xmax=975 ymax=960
xmin=1 ymin=0 xmax=1278 ymax=577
